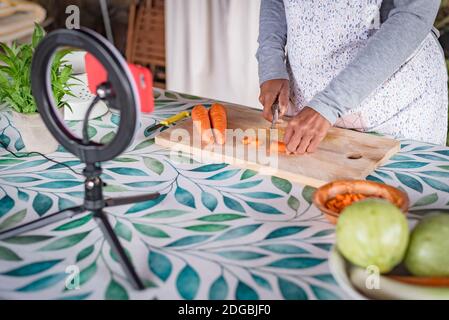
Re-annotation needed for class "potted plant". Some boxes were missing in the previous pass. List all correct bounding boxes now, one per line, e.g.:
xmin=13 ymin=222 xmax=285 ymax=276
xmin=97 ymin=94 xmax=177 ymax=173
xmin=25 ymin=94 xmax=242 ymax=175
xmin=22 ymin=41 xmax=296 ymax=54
xmin=0 ymin=24 xmax=74 ymax=154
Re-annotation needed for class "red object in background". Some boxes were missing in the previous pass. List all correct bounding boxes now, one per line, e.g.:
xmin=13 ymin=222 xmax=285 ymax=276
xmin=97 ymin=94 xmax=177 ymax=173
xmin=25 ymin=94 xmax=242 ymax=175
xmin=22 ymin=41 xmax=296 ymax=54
xmin=84 ymin=53 xmax=154 ymax=113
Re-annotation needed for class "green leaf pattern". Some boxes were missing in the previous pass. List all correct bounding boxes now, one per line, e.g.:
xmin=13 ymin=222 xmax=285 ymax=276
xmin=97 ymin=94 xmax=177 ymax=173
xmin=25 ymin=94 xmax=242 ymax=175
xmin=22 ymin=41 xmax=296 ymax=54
xmin=0 ymin=89 xmax=448 ymax=299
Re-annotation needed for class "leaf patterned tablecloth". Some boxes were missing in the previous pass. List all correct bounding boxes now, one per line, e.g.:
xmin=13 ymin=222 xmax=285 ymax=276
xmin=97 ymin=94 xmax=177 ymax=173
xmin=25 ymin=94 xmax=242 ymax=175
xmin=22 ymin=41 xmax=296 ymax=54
xmin=0 ymin=89 xmax=449 ymax=300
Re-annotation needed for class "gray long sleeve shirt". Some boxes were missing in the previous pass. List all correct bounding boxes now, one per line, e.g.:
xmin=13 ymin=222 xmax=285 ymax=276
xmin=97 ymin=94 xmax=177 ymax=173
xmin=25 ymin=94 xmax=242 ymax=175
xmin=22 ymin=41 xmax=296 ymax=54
xmin=256 ymin=0 xmax=441 ymax=125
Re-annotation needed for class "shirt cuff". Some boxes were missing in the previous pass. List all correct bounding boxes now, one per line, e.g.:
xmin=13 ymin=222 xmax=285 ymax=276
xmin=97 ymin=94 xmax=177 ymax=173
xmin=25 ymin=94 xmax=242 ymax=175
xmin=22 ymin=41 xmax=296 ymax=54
xmin=307 ymin=98 xmax=340 ymax=125
xmin=258 ymin=57 xmax=289 ymax=85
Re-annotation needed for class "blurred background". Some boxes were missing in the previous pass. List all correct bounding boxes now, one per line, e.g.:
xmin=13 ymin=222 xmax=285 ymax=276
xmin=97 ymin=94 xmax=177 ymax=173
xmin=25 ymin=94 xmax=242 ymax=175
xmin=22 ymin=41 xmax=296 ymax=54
xmin=1 ymin=0 xmax=449 ymax=139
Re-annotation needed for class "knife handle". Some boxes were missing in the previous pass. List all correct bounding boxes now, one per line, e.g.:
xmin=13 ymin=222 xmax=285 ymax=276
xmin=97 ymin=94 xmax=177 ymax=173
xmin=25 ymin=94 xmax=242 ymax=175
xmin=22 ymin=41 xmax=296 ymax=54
xmin=160 ymin=111 xmax=190 ymax=126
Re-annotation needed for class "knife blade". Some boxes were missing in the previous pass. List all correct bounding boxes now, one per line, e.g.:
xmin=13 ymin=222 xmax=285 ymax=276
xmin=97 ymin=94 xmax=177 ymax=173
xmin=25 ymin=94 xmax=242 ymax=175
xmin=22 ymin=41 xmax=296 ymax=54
xmin=271 ymin=100 xmax=280 ymax=129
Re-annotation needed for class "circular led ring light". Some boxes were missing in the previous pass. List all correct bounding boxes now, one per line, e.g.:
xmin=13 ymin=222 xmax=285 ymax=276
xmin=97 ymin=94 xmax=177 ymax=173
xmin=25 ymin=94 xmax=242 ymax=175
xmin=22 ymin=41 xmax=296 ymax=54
xmin=31 ymin=28 xmax=140 ymax=164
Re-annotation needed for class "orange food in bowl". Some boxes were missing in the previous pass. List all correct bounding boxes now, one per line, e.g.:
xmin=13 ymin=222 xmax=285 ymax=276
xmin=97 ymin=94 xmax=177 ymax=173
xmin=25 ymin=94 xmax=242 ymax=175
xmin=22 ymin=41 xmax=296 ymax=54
xmin=325 ymin=193 xmax=384 ymax=213
xmin=313 ymin=180 xmax=409 ymax=225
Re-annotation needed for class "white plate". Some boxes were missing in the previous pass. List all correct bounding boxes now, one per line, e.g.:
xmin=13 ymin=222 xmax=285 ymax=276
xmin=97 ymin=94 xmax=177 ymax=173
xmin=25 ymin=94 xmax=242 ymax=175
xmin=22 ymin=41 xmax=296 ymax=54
xmin=328 ymin=247 xmax=368 ymax=300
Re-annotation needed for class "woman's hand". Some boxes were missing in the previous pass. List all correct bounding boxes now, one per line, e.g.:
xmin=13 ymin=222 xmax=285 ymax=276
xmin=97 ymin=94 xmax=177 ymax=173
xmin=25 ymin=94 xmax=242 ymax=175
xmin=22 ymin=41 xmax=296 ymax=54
xmin=284 ymin=107 xmax=331 ymax=154
xmin=259 ymin=79 xmax=290 ymax=121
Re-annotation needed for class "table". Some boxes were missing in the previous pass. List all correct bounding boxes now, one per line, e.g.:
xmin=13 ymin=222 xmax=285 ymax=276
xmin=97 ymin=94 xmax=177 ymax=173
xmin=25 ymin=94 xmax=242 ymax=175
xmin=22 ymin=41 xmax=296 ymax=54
xmin=0 ymin=89 xmax=448 ymax=300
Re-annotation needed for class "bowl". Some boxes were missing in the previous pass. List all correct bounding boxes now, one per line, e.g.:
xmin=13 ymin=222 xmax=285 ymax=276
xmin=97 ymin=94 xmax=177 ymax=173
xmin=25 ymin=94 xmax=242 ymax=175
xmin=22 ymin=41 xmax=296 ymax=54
xmin=329 ymin=247 xmax=449 ymax=300
xmin=313 ymin=180 xmax=409 ymax=224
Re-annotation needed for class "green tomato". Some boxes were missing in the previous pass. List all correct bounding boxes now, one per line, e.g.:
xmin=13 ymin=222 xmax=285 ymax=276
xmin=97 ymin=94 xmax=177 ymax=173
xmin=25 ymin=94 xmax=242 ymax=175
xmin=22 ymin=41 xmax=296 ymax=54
xmin=336 ymin=199 xmax=409 ymax=273
xmin=405 ymin=213 xmax=449 ymax=277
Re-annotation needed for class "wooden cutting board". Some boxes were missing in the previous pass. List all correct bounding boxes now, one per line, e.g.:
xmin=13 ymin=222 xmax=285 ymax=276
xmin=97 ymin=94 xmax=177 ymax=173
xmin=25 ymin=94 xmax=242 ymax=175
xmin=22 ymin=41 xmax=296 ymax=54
xmin=155 ymin=104 xmax=400 ymax=187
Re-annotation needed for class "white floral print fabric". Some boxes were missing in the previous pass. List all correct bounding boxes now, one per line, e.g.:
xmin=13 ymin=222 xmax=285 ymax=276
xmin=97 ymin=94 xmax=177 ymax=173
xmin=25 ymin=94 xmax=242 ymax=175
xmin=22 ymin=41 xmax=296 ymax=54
xmin=284 ymin=0 xmax=448 ymax=145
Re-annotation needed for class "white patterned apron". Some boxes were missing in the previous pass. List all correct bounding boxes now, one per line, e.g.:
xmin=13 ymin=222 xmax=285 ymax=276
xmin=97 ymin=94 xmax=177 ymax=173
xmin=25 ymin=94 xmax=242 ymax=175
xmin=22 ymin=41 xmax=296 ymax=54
xmin=284 ymin=0 xmax=448 ymax=145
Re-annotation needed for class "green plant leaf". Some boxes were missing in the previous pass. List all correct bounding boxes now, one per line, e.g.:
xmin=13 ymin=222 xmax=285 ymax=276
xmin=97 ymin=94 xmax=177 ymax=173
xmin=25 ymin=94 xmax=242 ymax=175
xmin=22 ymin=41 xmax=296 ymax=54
xmin=420 ymin=176 xmax=449 ymax=193
xmin=265 ymin=226 xmax=308 ymax=240
xmin=241 ymin=169 xmax=257 ymax=180
xmin=144 ymin=157 xmax=164 ymax=175
xmin=2 ymin=259 xmax=63 ymax=276
xmin=32 ymin=194 xmax=53 ymax=216
xmin=246 ymin=201 xmax=281 ymax=214
xmin=100 ymin=131 xmax=115 ymax=144
xmin=53 ymin=214 xmax=92 ymax=231
xmin=133 ymin=138 xmax=155 ymax=151
xmin=185 ymin=224 xmax=229 ymax=232
xmin=176 ymin=265 xmax=200 ymax=300
xmin=251 ymin=273 xmax=272 ymax=290
xmin=242 ymin=192 xmax=283 ymax=199
xmin=175 ymin=186 xmax=196 ymax=208
xmin=126 ymin=194 xmax=166 ymax=214
xmin=223 ymin=196 xmax=245 ymax=213
xmin=3 ymin=235 xmax=53 ymax=245
xmin=302 ymin=186 xmax=316 ymax=204
xmin=260 ymin=244 xmax=308 ymax=255
xmin=209 ymin=276 xmax=228 ymax=300
xmin=39 ymin=232 xmax=90 ymax=251
xmin=133 ymin=223 xmax=169 ymax=238
xmin=207 ymin=169 xmax=240 ymax=180
xmin=311 ymin=285 xmax=340 ymax=300
xmin=0 ymin=209 xmax=26 ymax=231
xmin=278 ymin=277 xmax=307 ymax=300
xmin=0 ymin=195 xmax=14 ymax=218
xmin=236 ymin=281 xmax=258 ymax=300
xmin=108 ymin=167 xmax=148 ymax=176
xmin=271 ymin=176 xmax=292 ymax=194
xmin=198 ymin=214 xmax=245 ymax=222
xmin=217 ymin=250 xmax=266 ymax=260
xmin=412 ymin=193 xmax=439 ymax=207
xmin=0 ymin=246 xmax=22 ymax=261
xmin=384 ymin=161 xmax=428 ymax=169
xmin=105 ymin=279 xmax=129 ymax=300
xmin=143 ymin=209 xmax=187 ymax=219
xmin=395 ymin=173 xmax=423 ymax=193
xmin=216 ymin=224 xmax=262 ymax=241
xmin=148 ymin=251 xmax=172 ymax=281
xmin=268 ymin=257 xmax=325 ymax=269
xmin=114 ymin=221 xmax=132 ymax=241
xmin=166 ymin=235 xmax=211 ymax=247
xmin=76 ymin=245 xmax=95 ymax=263
xmin=17 ymin=273 xmax=67 ymax=292
xmin=190 ymin=163 xmax=228 ymax=172
xmin=79 ymin=262 xmax=97 ymax=286
xmin=288 ymin=196 xmax=300 ymax=211
xmin=201 ymin=192 xmax=218 ymax=212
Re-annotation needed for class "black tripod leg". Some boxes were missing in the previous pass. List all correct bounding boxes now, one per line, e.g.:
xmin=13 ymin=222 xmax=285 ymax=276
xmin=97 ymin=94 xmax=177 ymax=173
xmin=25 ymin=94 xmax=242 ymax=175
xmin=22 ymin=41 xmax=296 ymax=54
xmin=105 ymin=193 xmax=161 ymax=208
xmin=105 ymin=193 xmax=161 ymax=207
xmin=93 ymin=210 xmax=145 ymax=290
xmin=0 ymin=206 xmax=85 ymax=241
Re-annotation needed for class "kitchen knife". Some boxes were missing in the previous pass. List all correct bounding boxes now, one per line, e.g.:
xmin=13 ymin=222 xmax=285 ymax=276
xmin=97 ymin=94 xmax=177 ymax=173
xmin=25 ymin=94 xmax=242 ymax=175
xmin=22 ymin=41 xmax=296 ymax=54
xmin=145 ymin=111 xmax=190 ymax=136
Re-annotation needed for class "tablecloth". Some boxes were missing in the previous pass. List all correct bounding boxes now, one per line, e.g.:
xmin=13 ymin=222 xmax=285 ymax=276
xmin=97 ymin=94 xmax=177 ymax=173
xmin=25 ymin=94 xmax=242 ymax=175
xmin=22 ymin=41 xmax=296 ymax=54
xmin=0 ymin=89 xmax=448 ymax=300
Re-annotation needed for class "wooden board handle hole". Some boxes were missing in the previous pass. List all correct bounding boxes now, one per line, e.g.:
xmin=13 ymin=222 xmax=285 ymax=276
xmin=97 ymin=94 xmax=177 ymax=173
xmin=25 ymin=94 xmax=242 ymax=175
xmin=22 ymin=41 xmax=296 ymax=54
xmin=347 ymin=153 xmax=363 ymax=160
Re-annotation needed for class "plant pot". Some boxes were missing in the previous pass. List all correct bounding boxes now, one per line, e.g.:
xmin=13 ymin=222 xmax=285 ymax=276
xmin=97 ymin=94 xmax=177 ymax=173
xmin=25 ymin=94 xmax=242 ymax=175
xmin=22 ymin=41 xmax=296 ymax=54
xmin=12 ymin=109 xmax=63 ymax=154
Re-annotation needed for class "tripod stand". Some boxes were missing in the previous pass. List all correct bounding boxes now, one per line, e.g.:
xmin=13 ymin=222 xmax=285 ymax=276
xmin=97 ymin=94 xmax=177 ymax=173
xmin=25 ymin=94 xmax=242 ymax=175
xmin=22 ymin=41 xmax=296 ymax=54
xmin=0 ymin=162 xmax=160 ymax=290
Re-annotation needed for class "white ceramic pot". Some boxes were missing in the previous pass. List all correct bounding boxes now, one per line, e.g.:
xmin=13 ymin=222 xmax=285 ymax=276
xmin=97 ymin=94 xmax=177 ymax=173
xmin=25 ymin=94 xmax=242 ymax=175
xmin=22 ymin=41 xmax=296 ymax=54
xmin=12 ymin=109 xmax=62 ymax=154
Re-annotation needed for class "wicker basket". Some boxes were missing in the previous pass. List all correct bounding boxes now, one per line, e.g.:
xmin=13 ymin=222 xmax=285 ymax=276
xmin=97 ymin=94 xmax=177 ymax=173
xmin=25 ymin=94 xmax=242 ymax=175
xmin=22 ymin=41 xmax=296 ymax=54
xmin=126 ymin=0 xmax=166 ymax=88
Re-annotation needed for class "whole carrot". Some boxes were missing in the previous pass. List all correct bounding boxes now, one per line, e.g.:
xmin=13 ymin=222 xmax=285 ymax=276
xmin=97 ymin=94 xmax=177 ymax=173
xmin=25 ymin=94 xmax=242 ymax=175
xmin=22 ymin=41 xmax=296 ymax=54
xmin=192 ymin=105 xmax=213 ymax=144
xmin=209 ymin=103 xmax=227 ymax=145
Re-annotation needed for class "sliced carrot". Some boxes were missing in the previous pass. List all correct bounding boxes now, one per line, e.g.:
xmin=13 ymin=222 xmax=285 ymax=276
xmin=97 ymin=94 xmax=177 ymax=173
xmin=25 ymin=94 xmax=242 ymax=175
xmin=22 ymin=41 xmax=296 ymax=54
xmin=270 ymin=141 xmax=287 ymax=154
xmin=192 ymin=104 xmax=213 ymax=144
xmin=209 ymin=103 xmax=227 ymax=145
xmin=242 ymin=136 xmax=252 ymax=145
xmin=242 ymin=136 xmax=261 ymax=146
